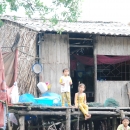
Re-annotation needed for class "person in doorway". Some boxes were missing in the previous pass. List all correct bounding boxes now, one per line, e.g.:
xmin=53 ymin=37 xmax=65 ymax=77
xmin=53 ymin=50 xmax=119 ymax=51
xmin=74 ymin=83 xmax=91 ymax=120
xmin=117 ymin=117 xmax=130 ymax=130
xmin=59 ymin=68 xmax=72 ymax=107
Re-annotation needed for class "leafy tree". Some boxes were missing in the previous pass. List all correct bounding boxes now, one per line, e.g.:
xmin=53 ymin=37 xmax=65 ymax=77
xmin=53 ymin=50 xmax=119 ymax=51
xmin=0 ymin=0 xmax=82 ymax=26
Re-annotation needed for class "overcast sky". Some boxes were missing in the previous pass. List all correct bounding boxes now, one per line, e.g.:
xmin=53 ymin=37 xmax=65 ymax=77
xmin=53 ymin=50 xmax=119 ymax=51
xmin=5 ymin=0 xmax=130 ymax=23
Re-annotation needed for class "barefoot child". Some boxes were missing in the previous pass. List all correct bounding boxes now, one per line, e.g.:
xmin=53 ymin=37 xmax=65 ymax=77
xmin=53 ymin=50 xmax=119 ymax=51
xmin=117 ymin=117 xmax=130 ymax=130
xmin=74 ymin=83 xmax=91 ymax=120
xmin=59 ymin=68 xmax=72 ymax=107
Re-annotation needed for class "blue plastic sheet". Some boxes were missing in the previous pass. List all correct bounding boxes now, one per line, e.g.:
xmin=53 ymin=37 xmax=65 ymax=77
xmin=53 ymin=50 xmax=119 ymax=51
xmin=19 ymin=93 xmax=36 ymax=104
xmin=19 ymin=92 xmax=62 ymax=106
xmin=42 ymin=92 xmax=61 ymax=100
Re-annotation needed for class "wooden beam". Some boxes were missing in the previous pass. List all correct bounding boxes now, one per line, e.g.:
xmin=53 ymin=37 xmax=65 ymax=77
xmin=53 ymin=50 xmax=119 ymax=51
xmin=70 ymin=44 xmax=93 ymax=48
xmin=17 ymin=111 xmax=66 ymax=115
xmin=19 ymin=116 xmax=25 ymax=130
xmin=72 ymin=111 xmax=119 ymax=115
xmin=93 ymin=42 xmax=97 ymax=102
xmin=66 ymin=109 xmax=71 ymax=130
xmin=69 ymin=38 xmax=92 ymax=41
xmin=9 ymin=106 xmax=130 ymax=110
xmin=14 ymin=110 xmax=130 ymax=116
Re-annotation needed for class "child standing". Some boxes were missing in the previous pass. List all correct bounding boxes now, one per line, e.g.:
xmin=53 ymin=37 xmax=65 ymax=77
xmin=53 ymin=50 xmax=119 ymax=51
xmin=117 ymin=117 xmax=130 ymax=130
xmin=59 ymin=68 xmax=72 ymax=107
xmin=74 ymin=83 xmax=91 ymax=120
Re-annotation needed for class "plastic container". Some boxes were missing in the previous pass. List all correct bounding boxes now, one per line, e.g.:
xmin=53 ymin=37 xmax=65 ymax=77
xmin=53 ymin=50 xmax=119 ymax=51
xmin=37 ymin=82 xmax=48 ymax=93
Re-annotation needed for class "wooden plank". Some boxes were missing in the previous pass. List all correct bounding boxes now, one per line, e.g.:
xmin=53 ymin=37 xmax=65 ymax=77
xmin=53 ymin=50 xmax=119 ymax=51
xmin=19 ymin=116 xmax=25 ymax=130
xmin=67 ymin=34 xmax=70 ymax=69
xmin=70 ymin=45 xmax=93 ymax=48
xmin=40 ymin=33 xmax=69 ymax=94
xmin=122 ymin=82 xmax=129 ymax=107
xmin=127 ymin=37 xmax=130 ymax=54
xmin=115 ymin=82 xmax=122 ymax=106
xmin=123 ymin=37 xmax=129 ymax=55
xmin=69 ymin=38 xmax=92 ymax=40
xmin=41 ymin=34 xmax=48 ymax=63
xmin=106 ymin=36 xmax=111 ymax=54
xmin=63 ymin=35 xmax=67 ymax=64
xmin=126 ymin=82 xmax=130 ymax=106
xmin=96 ymin=36 xmax=130 ymax=55
xmin=56 ymin=64 xmax=63 ymax=94
xmin=56 ymin=34 xmax=61 ymax=64
xmin=60 ymin=35 xmax=64 ymax=64
xmin=111 ymin=36 xmax=115 ymax=55
xmin=48 ymin=34 xmax=53 ymax=63
xmin=94 ymin=41 xmax=97 ymax=102
xmin=51 ymin=34 xmax=56 ymax=63
xmin=50 ymin=63 xmax=57 ymax=92
xmin=97 ymin=81 xmax=129 ymax=106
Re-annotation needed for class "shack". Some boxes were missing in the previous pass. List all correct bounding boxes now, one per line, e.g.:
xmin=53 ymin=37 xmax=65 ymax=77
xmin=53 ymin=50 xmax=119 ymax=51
xmin=1 ymin=16 xmax=130 ymax=130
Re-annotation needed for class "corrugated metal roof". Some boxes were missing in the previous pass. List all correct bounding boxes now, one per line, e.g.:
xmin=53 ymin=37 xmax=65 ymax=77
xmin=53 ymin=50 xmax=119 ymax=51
xmin=1 ymin=16 xmax=130 ymax=36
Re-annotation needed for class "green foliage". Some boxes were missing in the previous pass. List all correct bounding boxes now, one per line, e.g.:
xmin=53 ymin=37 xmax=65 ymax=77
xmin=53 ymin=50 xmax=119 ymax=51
xmin=0 ymin=0 xmax=82 ymax=23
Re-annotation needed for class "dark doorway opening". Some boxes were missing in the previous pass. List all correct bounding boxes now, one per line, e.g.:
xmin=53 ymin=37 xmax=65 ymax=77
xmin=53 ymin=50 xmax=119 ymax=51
xmin=69 ymin=33 xmax=94 ymax=104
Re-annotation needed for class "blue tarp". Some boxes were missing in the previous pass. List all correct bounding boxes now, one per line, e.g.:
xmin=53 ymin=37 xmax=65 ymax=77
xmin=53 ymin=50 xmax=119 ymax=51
xmin=19 ymin=92 xmax=61 ymax=106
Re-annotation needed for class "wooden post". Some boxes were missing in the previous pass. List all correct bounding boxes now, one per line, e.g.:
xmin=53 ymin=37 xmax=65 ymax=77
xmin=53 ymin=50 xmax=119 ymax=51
xmin=107 ymin=117 xmax=111 ymax=130
xmin=93 ymin=42 xmax=97 ymax=102
xmin=89 ymin=120 xmax=94 ymax=130
xmin=66 ymin=108 xmax=71 ymax=130
xmin=19 ymin=116 xmax=25 ymax=130
xmin=120 ymin=110 xmax=125 ymax=118
xmin=112 ymin=117 xmax=117 ymax=130
xmin=126 ymin=82 xmax=130 ymax=106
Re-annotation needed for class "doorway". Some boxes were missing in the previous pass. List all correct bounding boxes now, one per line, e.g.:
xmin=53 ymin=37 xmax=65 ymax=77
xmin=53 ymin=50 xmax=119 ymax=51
xmin=69 ymin=33 xmax=94 ymax=104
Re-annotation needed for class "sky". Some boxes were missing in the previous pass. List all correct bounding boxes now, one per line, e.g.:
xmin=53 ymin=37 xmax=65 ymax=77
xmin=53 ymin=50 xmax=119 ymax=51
xmin=5 ymin=0 xmax=130 ymax=23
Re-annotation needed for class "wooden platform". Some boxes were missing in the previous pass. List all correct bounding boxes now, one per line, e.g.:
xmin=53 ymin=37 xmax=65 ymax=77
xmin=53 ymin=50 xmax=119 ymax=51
xmin=7 ymin=105 xmax=130 ymax=130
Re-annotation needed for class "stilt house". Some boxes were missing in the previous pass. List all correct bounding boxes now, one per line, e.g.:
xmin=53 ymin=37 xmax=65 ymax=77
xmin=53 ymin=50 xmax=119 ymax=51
xmin=1 ymin=16 xmax=130 ymax=107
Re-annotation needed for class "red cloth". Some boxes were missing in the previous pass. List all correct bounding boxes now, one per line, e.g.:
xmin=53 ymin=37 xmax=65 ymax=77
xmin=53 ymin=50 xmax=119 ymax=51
xmin=73 ymin=55 xmax=130 ymax=66
xmin=0 ymin=49 xmax=18 ymax=127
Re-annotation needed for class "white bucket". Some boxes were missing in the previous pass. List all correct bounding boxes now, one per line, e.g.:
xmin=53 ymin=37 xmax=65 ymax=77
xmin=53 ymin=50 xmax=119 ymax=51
xmin=37 ymin=82 xmax=48 ymax=93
